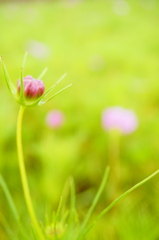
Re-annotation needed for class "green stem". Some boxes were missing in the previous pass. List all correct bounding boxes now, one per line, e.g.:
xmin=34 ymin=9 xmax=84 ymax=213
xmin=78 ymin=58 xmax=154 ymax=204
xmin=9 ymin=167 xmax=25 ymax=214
xmin=17 ymin=106 xmax=45 ymax=240
xmin=76 ymin=167 xmax=110 ymax=240
xmin=108 ymin=130 xmax=121 ymax=199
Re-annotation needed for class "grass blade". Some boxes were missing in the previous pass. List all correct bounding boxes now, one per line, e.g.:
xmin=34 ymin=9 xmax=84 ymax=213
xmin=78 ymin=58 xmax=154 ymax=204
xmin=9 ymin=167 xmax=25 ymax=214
xmin=0 ymin=212 xmax=17 ymax=240
xmin=68 ymin=178 xmax=76 ymax=225
xmin=76 ymin=166 xmax=110 ymax=240
xmin=81 ymin=169 xmax=159 ymax=239
xmin=54 ymin=196 xmax=63 ymax=240
xmin=0 ymin=175 xmax=19 ymax=222
xmin=30 ymin=223 xmax=39 ymax=240
xmin=0 ymin=175 xmax=30 ymax=240
xmin=64 ymin=178 xmax=76 ymax=240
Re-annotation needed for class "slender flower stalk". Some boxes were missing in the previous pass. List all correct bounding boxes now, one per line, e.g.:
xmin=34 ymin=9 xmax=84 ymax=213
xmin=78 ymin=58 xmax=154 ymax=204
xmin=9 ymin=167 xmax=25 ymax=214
xmin=108 ymin=130 xmax=121 ymax=198
xmin=101 ymin=107 xmax=139 ymax=198
xmin=0 ymin=53 xmax=72 ymax=240
xmin=17 ymin=106 xmax=45 ymax=240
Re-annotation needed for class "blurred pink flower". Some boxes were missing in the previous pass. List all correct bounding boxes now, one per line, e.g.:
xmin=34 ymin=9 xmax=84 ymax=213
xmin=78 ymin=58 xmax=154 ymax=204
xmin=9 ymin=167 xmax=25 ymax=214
xmin=46 ymin=110 xmax=65 ymax=128
xmin=101 ymin=107 xmax=138 ymax=134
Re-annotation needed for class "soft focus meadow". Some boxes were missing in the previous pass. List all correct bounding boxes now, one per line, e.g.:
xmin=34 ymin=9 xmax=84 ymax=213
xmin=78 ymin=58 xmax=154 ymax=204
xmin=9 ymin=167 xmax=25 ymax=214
xmin=0 ymin=0 xmax=159 ymax=239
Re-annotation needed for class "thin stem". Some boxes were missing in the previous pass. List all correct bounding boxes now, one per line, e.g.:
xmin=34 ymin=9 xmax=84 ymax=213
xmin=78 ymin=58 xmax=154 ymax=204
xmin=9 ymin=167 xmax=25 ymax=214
xmin=108 ymin=130 xmax=121 ymax=199
xmin=16 ymin=106 xmax=45 ymax=240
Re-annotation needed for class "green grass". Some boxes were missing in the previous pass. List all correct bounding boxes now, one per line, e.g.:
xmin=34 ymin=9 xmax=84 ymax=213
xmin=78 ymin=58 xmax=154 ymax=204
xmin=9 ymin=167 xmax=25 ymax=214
xmin=0 ymin=0 xmax=159 ymax=239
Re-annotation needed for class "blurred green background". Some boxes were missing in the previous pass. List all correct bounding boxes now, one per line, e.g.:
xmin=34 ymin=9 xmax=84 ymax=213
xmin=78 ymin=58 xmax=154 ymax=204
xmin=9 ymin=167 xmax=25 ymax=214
xmin=0 ymin=0 xmax=159 ymax=239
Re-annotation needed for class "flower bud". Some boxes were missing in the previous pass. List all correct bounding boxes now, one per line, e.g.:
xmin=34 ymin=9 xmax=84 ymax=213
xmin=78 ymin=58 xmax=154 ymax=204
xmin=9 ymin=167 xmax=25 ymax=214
xmin=17 ymin=75 xmax=45 ymax=99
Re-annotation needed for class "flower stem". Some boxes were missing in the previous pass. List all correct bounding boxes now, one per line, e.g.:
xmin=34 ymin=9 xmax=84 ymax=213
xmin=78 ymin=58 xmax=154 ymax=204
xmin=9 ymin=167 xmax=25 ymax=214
xmin=16 ymin=106 xmax=45 ymax=240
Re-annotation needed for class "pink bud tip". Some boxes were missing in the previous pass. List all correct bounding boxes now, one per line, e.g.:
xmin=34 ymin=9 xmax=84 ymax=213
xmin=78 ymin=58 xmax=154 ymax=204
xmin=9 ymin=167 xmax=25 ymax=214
xmin=17 ymin=75 xmax=45 ymax=99
xmin=101 ymin=106 xmax=138 ymax=135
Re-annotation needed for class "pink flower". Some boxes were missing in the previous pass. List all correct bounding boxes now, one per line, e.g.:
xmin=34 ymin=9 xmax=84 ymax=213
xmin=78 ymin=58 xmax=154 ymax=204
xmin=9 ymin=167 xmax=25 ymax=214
xmin=17 ymin=75 xmax=45 ymax=100
xmin=101 ymin=107 xmax=138 ymax=134
xmin=46 ymin=110 xmax=65 ymax=128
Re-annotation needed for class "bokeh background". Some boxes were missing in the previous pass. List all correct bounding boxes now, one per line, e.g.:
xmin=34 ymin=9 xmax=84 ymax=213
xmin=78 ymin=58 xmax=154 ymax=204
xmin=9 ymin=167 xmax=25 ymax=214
xmin=0 ymin=0 xmax=159 ymax=239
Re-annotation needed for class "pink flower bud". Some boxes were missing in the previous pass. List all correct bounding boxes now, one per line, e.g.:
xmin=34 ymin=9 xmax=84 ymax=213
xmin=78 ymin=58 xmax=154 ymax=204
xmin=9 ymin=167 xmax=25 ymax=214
xmin=17 ymin=75 xmax=45 ymax=99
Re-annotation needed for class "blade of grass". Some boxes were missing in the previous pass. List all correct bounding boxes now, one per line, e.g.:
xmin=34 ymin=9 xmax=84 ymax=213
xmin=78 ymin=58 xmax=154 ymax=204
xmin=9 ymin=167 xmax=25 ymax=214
xmin=64 ymin=178 xmax=76 ymax=240
xmin=18 ymin=224 xmax=30 ymax=240
xmin=76 ymin=166 xmax=110 ymax=240
xmin=39 ymin=221 xmax=48 ymax=240
xmin=68 ymin=178 xmax=76 ymax=225
xmin=54 ymin=196 xmax=63 ymax=240
xmin=30 ymin=224 xmax=39 ymax=240
xmin=80 ymin=169 xmax=159 ymax=240
xmin=0 ymin=175 xmax=30 ymax=240
xmin=0 ymin=175 xmax=19 ymax=222
xmin=45 ymin=213 xmax=50 ymax=229
xmin=61 ymin=210 xmax=69 ymax=227
xmin=0 ymin=212 xmax=17 ymax=240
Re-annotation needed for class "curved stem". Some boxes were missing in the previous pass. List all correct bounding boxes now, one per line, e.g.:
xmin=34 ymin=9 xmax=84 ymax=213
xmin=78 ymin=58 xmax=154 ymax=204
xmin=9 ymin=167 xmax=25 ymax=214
xmin=17 ymin=106 xmax=45 ymax=240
